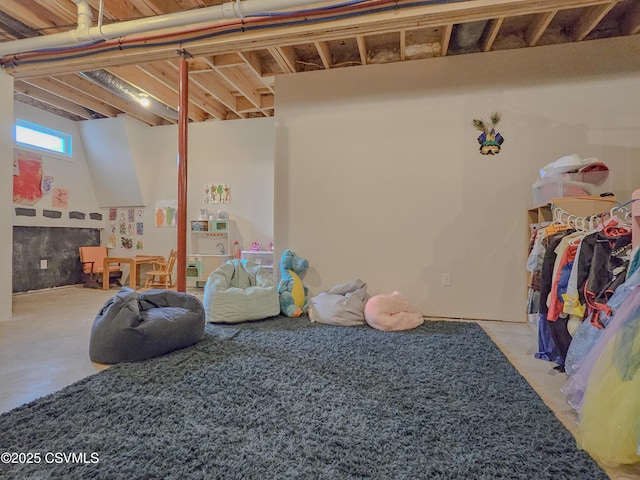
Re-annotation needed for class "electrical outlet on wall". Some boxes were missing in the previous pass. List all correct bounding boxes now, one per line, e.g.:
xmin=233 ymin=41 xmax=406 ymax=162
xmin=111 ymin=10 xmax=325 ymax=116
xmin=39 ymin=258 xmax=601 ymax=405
xmin=40 ymin=259 xmax=48 ymax=270
xmin=441 ymin=272 xmax=451 ymax=286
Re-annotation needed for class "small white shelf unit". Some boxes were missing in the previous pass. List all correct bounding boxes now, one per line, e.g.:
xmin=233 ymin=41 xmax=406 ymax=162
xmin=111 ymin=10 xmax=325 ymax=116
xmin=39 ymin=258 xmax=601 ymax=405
xmin=241 ymin=250 xmax=274 ymax=276
xmin=187 ymin=219 xmax=237 ymax=286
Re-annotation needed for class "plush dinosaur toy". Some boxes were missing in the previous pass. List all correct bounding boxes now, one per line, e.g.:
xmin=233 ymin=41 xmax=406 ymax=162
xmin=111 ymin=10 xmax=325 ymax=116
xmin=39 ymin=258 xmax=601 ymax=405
xmin=278 ymin=249 xmax=309 ymax=317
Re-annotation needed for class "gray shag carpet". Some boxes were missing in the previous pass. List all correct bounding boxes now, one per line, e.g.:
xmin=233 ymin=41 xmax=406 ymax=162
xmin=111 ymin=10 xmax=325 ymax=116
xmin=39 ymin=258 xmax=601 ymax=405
xmin=0 ymin=317 xmax=607 ymax=480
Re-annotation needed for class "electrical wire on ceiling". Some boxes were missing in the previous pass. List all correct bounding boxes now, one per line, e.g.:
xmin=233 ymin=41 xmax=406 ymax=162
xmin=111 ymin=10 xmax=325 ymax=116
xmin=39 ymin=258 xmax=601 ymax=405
xmin=0 ymin=0 xmax=467 ymax=68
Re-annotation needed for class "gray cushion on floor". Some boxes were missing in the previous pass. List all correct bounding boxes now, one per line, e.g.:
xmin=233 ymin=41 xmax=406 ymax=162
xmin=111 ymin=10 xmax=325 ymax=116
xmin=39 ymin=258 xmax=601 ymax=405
xmin=89 ymin=287 xmax=205 ymax=364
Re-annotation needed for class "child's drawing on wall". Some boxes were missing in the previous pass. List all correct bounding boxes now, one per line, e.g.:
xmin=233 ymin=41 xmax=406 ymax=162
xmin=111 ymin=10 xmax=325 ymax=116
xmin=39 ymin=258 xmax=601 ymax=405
xmin=205 ymin=184 xmax=230 ymax=204
xmin=121 ymin=237 xmax=133 ymax=249
xmin=52 ymin=188 xmax=68 ymax=209
xmin=41 ymin=176 xmax=53 ymax=195
xmin=155 ymin=200 xmax=177 ymax=227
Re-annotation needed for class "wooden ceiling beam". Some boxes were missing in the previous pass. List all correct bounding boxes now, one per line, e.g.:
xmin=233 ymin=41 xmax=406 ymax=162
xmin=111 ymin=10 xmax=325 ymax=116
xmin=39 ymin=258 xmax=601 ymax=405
xmin=14 ymin=93 xmax=85 ymax=121
xmin=525 ymin=11 xmax=556 ymax=46
xmin=238 ymin=50 xmax=274 ymax=94
xmin=156 ymin=60 xmax=230 ymax=120
xmin=107 ymin=64 xmax=209 ymax=122
xmin=36 ymin=75 xmax=121 ymax=118
xmin=356 ymin=36 xmax=367 ymax=65
xmin=52 ymin=72 xmax=118 ymax=103
xmin=570 ymin=3 xmax=617 ymax=41
xmin=2 ymin=0 xmax=630 ymax=125
xmin=267 ymin=46 xmax=297 ymax=74
xmin=188 ymin=59 xmax=244 ymax=114
xmin=236 ymin=94 xmax=274 ymax=113
xmin=14 ymin=80 xmax=95 ymax=120
xmin=211 ymin=53 xmax=245 ymax=67
xmin=132 ymin=0 xmax=179 ymax=16
xmin=84 ymin=0 xmax=148 ymax=22
xmin=179 ymin=81 xmax=230 ymax=120
xmin=5 ymin=0 xmax=622 ymax=78
xmin=315 ymin=41 xmax=332 ymax=69
xmin=186 ymin=57 xmax=213 ymax=73
xmin=440 ymin=24 xmax=453 ymax=56
xmin=621 ymin=3 xmax=640 ymax=35
xmin=482 ymin=17 xmax=503 ymax=52
xmin=1 ymin=0 xmax=65 ymax=31
xmin=213 ymin=65 xmax=262 ymax=109
xmin=58 ymin=71 xmax=173 ymax=125
xmin=31 ymin=0 xmax=78 ymax=25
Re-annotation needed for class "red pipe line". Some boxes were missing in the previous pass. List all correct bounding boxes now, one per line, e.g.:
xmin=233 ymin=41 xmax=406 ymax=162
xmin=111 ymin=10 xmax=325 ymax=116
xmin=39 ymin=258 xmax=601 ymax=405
xmin=176 ymin=53 xmax=189 ymax=292
xmin=2 ymin=0 xmax=393 ymax=64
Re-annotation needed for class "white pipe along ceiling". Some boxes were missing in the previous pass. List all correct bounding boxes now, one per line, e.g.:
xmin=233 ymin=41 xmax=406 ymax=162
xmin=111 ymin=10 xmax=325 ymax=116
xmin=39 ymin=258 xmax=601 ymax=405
xmin=0 ymin=0 xmax=329 ymax=57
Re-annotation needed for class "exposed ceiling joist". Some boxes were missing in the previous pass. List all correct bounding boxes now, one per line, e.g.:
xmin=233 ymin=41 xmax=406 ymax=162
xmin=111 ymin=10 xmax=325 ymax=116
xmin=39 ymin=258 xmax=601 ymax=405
xmin=620 ymin=3 xmax=640 ymax=35
xmin=525 ymin=11 xmax=556 ymax=46
xmin=482 ymin=17 xmax=503 ymax=51
xmin=571 ymin=3 xmax=617 ymax=41
xmin=0 ymin=0 xmax=636 ymax=126
xmin=15 ymin=80 xmax=95 ymax=119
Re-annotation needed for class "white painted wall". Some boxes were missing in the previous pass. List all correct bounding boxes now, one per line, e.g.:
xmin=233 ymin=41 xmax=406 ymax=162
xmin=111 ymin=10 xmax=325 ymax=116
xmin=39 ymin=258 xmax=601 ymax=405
xmin=6 ymin=35 xmax=640 ymax=324
xmin=274 ymin=35 xmax=640 ymax=322
xmin=185 ymin=118 xmax=275 ymax=254
xmin=79 ymin=116 xmax=145 ymax=208
xmin=13 ymin=103 xmax=103 ymax=228
xmin=0 ymin=71 xmax=14 ymax=321
xmin=80 ymin=116 xmax=275 ymax=258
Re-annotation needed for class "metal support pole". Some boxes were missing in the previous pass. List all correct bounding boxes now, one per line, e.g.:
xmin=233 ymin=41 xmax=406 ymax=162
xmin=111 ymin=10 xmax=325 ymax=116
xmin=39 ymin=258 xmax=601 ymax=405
xmin=176 ymin=51 xmax=189 ymax=292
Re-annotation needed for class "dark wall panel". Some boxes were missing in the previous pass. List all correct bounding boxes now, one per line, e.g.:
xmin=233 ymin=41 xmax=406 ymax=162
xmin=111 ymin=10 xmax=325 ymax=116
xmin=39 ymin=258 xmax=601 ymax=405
xmin=13 ymin=227 xmax=100 ymax=293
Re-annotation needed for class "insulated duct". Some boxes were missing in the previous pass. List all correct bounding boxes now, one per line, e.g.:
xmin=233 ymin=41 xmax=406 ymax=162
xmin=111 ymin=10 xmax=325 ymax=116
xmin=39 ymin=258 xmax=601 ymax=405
xmin=450 ymin=20 xmax=489 ymax=53
xmin=0 ymin=0 xmax=327 ymax=56
xmin=79 ymin=70 xmax=179 ymax=121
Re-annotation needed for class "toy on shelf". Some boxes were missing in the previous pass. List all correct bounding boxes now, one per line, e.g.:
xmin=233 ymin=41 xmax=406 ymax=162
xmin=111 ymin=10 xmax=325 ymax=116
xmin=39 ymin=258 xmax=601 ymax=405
xmin=278 ymin=249 xmax=309 ymax=317
xmin=250 ymin=241 xmax=261 ymax=251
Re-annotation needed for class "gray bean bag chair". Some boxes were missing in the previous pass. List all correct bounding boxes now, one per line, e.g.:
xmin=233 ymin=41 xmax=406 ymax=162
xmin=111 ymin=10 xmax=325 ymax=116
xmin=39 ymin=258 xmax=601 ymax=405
xmin=203 ymin=259 xmax=280 ymax=323
xmin=89 ymin=287 xmax=205 ymax=364
xmin=308 ymin=278 xmax=370 ymax=326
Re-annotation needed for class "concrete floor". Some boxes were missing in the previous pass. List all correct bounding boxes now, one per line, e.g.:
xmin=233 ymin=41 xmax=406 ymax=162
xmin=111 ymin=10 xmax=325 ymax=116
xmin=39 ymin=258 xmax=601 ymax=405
xmin=1 ymin=285 xmax=639 ymax=479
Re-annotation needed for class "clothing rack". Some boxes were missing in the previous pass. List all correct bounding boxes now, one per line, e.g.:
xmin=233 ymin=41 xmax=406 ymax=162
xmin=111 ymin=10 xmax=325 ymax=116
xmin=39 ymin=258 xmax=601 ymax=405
xmin=551 ymin=199 xmax=633 ymax=233
xmin=551 ymin=193 xmax=640 ymax=248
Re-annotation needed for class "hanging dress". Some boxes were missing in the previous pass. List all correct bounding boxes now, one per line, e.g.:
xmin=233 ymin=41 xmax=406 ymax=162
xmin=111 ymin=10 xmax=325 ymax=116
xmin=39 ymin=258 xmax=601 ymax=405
xmin=577 ymin=292 xmax=640 ymax=466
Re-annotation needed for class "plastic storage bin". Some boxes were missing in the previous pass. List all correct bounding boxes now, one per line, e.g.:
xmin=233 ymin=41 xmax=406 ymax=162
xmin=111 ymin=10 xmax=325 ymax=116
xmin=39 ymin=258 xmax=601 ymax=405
xmin=531 ymin=170 xmax=612 ymax=207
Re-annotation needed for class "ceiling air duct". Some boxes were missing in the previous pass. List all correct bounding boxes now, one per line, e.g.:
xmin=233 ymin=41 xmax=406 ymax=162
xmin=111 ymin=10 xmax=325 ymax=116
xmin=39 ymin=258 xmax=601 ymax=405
xmin=450 ymin=20 xmax=489 ymax=54
xmin=80 ymin=70 xmax=179 ymax=121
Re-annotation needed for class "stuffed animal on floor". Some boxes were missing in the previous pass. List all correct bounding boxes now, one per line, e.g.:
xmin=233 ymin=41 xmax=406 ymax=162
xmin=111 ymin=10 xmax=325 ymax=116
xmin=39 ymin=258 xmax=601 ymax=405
xmin=278 ymin=249 xmax=309 ymax=317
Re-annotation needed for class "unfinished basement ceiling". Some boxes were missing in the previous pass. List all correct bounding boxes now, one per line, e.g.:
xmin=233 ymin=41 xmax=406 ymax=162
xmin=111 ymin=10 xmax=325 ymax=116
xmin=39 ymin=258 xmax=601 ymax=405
xmin=1 ymin=0 xmax=639 ymax=126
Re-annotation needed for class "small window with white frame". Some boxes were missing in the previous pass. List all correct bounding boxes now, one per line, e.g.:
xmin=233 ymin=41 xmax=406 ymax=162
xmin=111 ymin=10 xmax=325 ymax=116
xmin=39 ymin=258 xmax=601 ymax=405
xmin=15 ymin=119 xmax=73 ymax=159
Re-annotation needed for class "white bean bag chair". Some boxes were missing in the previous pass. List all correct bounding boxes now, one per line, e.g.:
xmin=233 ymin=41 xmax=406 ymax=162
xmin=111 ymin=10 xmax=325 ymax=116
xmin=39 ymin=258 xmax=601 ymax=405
xmin=203 ymin=259 xmax=280 ymax=323
xmin=364 ymin=291 xmax=424 ymax=331
xmin=308 ymin=278 xmax=369 ymax=326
